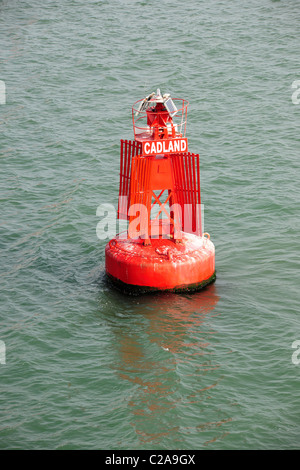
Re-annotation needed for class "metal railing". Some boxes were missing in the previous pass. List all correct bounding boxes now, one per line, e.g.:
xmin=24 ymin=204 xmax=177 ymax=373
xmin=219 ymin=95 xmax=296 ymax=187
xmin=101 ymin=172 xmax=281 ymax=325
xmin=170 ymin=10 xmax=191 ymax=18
xmin=132 ymin=98 xmax=189 ymax=141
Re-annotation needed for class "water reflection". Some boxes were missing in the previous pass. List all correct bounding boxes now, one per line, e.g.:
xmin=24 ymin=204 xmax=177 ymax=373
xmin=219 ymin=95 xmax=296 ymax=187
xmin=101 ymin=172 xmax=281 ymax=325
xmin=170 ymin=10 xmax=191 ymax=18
xmin=105 ymin=283 xmax=233 ymax=448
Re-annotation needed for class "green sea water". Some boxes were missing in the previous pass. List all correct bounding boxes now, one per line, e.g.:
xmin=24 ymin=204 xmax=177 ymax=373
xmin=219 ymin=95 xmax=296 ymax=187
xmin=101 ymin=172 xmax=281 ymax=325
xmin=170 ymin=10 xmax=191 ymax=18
xmin=0 ymin=0 xmax=299 ymax=450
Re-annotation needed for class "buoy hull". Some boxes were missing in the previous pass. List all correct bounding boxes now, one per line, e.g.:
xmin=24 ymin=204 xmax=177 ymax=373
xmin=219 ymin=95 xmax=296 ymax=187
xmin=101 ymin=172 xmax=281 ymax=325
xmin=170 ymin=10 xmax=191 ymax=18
xmin=105 ymin=232 xmax=215 ymax=295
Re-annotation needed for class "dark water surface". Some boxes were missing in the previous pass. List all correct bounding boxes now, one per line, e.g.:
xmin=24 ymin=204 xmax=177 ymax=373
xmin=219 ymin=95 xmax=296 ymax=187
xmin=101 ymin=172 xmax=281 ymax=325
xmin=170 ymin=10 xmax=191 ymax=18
xmin=0 ymin=0 xmax=299 ymax=449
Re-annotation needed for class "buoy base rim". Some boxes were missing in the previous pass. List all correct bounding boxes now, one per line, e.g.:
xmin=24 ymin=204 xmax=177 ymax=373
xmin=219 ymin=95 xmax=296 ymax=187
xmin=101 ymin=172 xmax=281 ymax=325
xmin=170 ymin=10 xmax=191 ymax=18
xmin=106 ymin=271 xmax=216 ymax=296
xmin=105 ymin=232 xmax=215 ymax=295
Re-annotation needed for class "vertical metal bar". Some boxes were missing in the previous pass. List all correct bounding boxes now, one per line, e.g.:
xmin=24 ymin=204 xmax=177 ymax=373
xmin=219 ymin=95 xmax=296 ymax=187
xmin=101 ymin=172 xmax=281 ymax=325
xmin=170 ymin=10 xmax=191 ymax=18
xmin=138 ymin=157 xmax=142 ymax=209
xmin=141 ymin=158 xmax=145 ymax=209
xmin=183 ymin=153 xmax=189 ymax=233
xmin=188 ymin=153 xmax=193 ymax=233
xmin=175 ymin=154 xmax=182 ymax=229
xmin=127 ymin=141 xmax=133 ymax=217
xmin=176 ymin=154 xmax=182 ymax=203
xmin=127 ymin=140 xmax=132 ymax=200
xmin=146 ymin=158 xmax=151 ymax=237
xmin=141 ymin=157 xmax=146 ymax=236
xmin=172 ymin=154 xmax=184 ymax=232
xmin=192 ymin=153 xmax=197 ymax=232
xmin=121 ymin=140 xmax=125 ymax=196
xmin=191 ymin=153 xmax=196 ymax=233
xmin=128 ymin=155 xmax=136 ymax=238
xmin=118 ymin=140 xmax=123 ymax=218
xmin=119 ymin=139 xmax=124 ymax=194
xmin=189 ymin=154 xmax=195 ymax=233
xmin=125 ymin=140 xmax=130 ymax=218
xmin=174 ymin=154 xmax=183 ymax=232
xmin=126 ymin=141 xmax=131 ymax=211
xmin=134 ymin=156 xmax=139 ymax=209
xmin=123 ymin=139 xmax=128 ymax=197
xmin=139 ymin=157 xmax=147 ymax=238
xmin=196 ymin=154 xmax=202 ymax=236
xmin=130 ymin=156 xmax=137 ymax=208
xmin=139 ymin=158 xmax=144 ymax=209
xmin=177 ymin=154 xmax=184 ymax=230
xmin=119 ymin=140 xmax=124 ymax=198
xmin=186 ymin=153 xmax=193 ymax=231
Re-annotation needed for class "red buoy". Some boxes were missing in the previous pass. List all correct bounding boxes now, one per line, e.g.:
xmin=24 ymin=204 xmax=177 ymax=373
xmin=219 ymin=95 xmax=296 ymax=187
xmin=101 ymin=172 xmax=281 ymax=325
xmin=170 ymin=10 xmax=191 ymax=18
xmin=105 ymin=89 xmax=216 ymax=294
